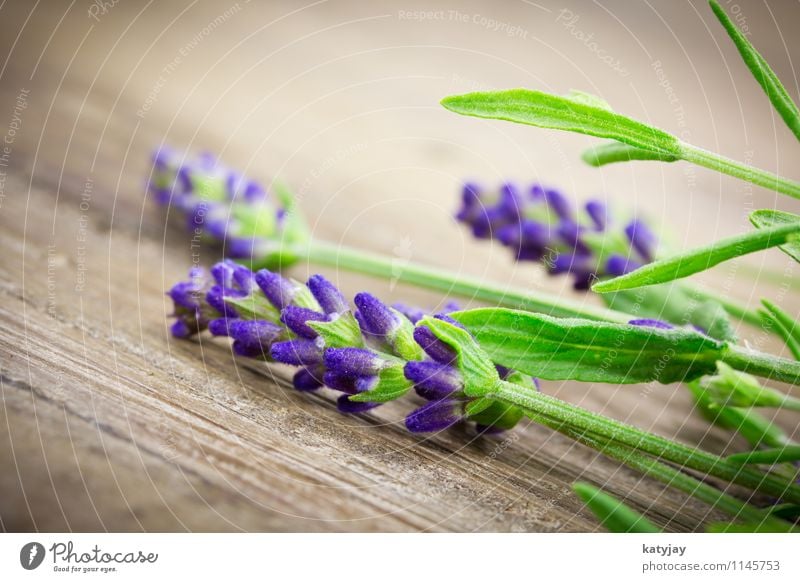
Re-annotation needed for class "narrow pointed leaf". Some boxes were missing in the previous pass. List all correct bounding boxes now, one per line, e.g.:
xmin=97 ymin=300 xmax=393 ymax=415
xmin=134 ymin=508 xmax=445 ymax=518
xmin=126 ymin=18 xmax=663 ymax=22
xmin=710 ymin=0 xmax=800 ymax=142
xmin=727 ymin=445 xmax=800 ymax=465
xmin=441 ymin=89 xmax=683 ymax=156
xmin=760 ymin=299 xmax=800 ymax=360
xmin=451 ymin=308 xmax=724 ymax=384
xmin=749 ymin=209 xmax=800 ymax=263
xmin=582 ymin=141 xmax=680 ymax=167
xmin=573 ymin=482 xmax=661 ymax=533
xmin=593 ymin=221 xmax=800 ymax=292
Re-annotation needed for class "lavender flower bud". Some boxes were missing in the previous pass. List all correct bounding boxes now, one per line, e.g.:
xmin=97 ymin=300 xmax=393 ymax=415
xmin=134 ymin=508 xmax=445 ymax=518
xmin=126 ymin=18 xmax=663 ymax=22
xmin=354 ymin=292 xmax=402 ymax=337
xmin=405 ymin=399 xmax=466 ymax=433
xmin=293 ymin=368 xmax=323 ymax=392
xmin=307 ymin=274 xmax=348 ymax=315
xmin=322 ymin=371 xmax=363 ymax=394
xmin=413 ymin=326 xmax=456 ymax=364
xmin=585 ymin=200 xmax=608 ymax=230
xmin=323 ymin=347 xmax=388 ymax=376
xmin=337 ymin=395 xmax=381 ymax=414
xmin=271 ymin=339 xmax=324 ymax=366
xmin=404 ymin=361 xmax=463 ymax=400
xmin=625 ymin=219 xmax=658 ymax=262
xmin=227 ymin=320 xmax=285 ymax=358
xmin=280 ymin=306 xmax=327 ymax=339
xmin=255 ymin=269 xmax=297 ymax=309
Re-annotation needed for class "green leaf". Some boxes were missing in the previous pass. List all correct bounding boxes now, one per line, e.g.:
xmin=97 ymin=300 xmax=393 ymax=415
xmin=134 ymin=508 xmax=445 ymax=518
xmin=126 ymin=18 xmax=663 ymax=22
xmin=601 ymin=283 xmax=737 ymax=342
xmin=727 ymin=445 xmax=800 ymax=465
xmin=686 ymin=379 xmax=791 ymax=449
xmin=417 ymin=316 xmax=500 ymax=398
xmin=592 ymin=221 xmax=800 ymax=292
xmin=760 ymin=299 xmax=800 ymax=360
xmin=564 ymin=90 xmax=614 ymax=111
xmin=710 ymin=0 xmax=800 ymax=143
xmin=582 ymin=141 xmax=680 ymax=167
xmin=440 ymin=89 xmax=683 ymax=156
xmin=224 ymin=293 xmax=281 ymax=323
xmin=750 ymin=209 xmax=800 ymax=263
xmin=308 ymin=312 xmax=363 ymax=349
xmin=573 ymin=482 xmax=661 ymax=533
xmin=701 ymin=361 xmax=795 ymax=409
xmin=451 ymin=308 xmax=724 ymax=384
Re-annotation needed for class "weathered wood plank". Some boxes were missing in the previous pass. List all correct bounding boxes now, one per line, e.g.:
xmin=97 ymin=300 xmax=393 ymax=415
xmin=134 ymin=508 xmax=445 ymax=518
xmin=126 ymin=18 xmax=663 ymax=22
xmin=1 ymin=0 xmax=798 ymax=532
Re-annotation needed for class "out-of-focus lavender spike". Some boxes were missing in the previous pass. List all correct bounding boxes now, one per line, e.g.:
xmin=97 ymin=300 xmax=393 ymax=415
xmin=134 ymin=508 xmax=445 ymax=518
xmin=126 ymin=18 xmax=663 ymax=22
xmin=625 ymin=219 xmax=658 ymax=263
xmin=454 ymin=181 xmax=658 ymax=289
xmin=585 ymin=200 xmax=608 ymax=230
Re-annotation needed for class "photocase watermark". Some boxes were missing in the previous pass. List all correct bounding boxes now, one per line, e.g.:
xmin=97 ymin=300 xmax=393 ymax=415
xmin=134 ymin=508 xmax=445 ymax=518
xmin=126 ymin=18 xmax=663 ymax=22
xmin=390 ymin=235 xmax=414 ymax=291
xmin=87 ymin=0 xmax=121 ymax=22
xmin=0 ymin=87 xmax=30 ymax=210
xmin=297 ymin=142 xmax=369 ymax=199
xmin=137 ymin=2 xmax=247 ymax=118
xmin=556 ymin=9 xmax=629 ymax=77
xmin=75 ymin=176 xmax=93 ymax=293
xmin=722 ymin=0 xmax=751 ymax=37
xmin=18 ymin=540 xmax=158 ymax=574
xmin=47 ymin=244 xmax=59 ymax=319
xmin=397 ymin=9 xmax=529 ymax=39
xmin=19 ymin=542 xmax=45 ymax=570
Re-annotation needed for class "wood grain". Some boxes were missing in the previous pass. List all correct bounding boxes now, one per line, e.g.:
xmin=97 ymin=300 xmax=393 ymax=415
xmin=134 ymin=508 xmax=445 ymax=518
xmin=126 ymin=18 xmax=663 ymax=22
xmin=1 ymin=0 xmax=799 ymax=532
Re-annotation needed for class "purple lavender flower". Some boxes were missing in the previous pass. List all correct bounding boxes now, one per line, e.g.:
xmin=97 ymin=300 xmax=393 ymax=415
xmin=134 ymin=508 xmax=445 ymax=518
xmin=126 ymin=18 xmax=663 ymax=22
xmin=148 ymin=149 xmax=306 ymax=265
xmin=168 ymin=261 xmax=533 ymax=432
xmin=403 ymin=318 xmax=530 ymax=434
xmin=455 ymin=183 xmax=658 ymax=289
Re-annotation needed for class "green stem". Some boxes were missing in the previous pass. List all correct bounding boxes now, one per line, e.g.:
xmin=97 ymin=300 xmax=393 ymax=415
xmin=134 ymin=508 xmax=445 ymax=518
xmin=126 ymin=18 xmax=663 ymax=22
xmin=494 ymin=380 xmax=800 ymax=503
xmin=289 ymin=239 xmax=632 ymax=323
xmin=574 ymin=433 xmax=796 ymax=531
xmin=721 ymin=344 xmax=800 ymax=385
xmin=680 ymin=143 xmax=800 ymax=200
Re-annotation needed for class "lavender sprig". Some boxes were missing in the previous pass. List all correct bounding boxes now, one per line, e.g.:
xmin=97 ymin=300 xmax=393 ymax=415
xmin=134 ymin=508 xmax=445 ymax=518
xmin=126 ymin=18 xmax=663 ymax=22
xmin=456 ymin=182 xmax=656 ymax=290
xmin=149 ymin=148 xmax=635 ymax=324
xmin=150 ymin=148 xmax=308 ymax=266
xmin=167 ymin=261 xmax=530 ymax=431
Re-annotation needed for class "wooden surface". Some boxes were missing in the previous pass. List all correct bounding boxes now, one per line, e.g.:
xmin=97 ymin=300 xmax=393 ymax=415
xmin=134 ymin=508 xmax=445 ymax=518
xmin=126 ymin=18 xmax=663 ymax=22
xmin=1 ymin=0 xmax=799 ymax=532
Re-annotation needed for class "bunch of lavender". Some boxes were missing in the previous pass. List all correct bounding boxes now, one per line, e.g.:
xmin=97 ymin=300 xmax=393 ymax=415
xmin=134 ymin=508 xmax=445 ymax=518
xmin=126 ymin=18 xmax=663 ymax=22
xmin=168 ymin=260 xmax=529 ymax=432
xmin=167 ymin=263 xmax=800 ymax=530
xmin=456 ymin=183 xmax=657 ymax=290
xmin=150 ymin=148 xmax=308 ymax=264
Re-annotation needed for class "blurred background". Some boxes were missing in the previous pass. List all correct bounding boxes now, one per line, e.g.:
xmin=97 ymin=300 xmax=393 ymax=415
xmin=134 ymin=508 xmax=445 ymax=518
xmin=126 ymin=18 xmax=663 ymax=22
xmin=0 ymin=0 xmax=798 ymax=532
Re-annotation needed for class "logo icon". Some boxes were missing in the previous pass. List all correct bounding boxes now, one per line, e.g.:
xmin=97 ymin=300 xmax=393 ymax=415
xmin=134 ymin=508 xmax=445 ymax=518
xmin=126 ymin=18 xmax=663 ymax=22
xmin=20 ymin=542 xmax=45 ymax=570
